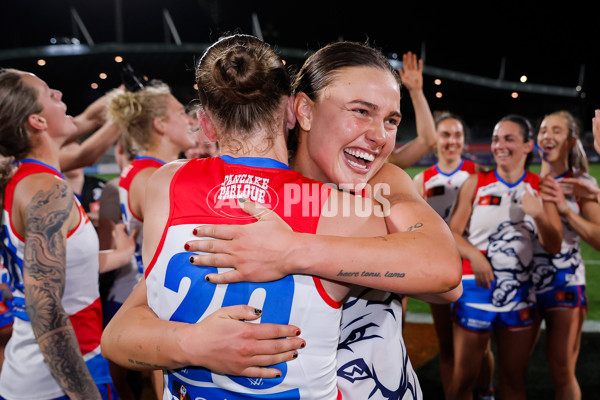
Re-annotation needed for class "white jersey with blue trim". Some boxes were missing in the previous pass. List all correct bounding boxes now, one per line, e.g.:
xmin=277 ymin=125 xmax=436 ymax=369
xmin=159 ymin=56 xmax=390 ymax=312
xmin=0 ymin=160 xmax=111 ymax=399
xmin=422 ymin=159 xmax=476 ymax=221
xmin=532 ymin=171 xmax=598 ymax=293
xmin=337 ymin=288 xmax=423 ymax=400
xmin=462 ymin=170 xmax=541 ymax=312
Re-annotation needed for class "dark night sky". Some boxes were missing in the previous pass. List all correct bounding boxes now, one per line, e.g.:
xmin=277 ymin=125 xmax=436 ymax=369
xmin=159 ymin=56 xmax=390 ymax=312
xmin=0 ymin=0 xmax=598 ymax=141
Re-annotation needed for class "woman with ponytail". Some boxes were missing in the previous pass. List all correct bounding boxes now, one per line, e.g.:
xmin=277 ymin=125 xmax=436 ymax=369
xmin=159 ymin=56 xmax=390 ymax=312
xmin=0 ymin=68 xmax=130 ymax=400
xmin=530 ymin=110 xmax=600 ymax=400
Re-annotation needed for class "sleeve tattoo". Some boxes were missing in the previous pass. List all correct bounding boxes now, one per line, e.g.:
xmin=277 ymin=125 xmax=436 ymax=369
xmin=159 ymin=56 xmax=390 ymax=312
xmin=23 ymin=182 xmax=100 ymax=399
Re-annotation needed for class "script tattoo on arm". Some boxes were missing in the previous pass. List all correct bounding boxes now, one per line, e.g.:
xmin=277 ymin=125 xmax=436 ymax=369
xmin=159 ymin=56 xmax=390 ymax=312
xmin=406 ymin=222 xmax=424 ymax=231
xmin=128 ymin=358 xmax=170 ymax=369
xmin=23 ymin=182 xmax=100 ymax=399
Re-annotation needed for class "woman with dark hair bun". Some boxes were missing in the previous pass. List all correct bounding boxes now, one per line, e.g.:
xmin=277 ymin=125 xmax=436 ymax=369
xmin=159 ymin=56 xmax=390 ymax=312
xmin=104 ymin=33 xmax=431 ymax=399
xmin=447 ymin=114 xmax=563 ymax=400
xmin=102 ymin=37 xmax=463 ymax=400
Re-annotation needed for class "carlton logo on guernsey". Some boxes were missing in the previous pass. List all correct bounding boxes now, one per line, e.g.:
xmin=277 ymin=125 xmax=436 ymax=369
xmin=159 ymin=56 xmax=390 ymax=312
xmin=0 ymin=159 xmax=112 ymax=399
xmin=145 ymin=155 xmax=344 ymax=399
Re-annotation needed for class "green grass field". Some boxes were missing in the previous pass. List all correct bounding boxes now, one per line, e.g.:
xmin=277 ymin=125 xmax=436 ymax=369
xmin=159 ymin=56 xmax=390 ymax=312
xmin=404 ymin=163 xmax=600 ymax=321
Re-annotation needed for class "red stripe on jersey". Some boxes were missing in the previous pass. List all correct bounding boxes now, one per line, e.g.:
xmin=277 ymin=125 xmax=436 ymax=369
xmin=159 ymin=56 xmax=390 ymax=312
xmin=313 ymin=277 xmax=344 ymax=309
xmin=69 ymin=297 xmax=103 ymax=355
xmin=119 ymin=158 xmax=165 ymax=221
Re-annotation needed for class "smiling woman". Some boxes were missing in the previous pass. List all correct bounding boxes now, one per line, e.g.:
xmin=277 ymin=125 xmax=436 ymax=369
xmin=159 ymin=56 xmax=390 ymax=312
xmin=446 ymin=114 xmax=563 ymax=399
xmin=289 ymin=63 xmax=401 ymax=189
xmin=99 ymin=38 xmax=463 ymax=400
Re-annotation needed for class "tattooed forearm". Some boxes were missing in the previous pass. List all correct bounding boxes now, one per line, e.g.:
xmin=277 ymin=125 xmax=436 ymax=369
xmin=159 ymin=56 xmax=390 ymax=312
xmin=23 ymin=183 xmax=100 ymax=399
xmin=128 ymin=358 xmax=169 ymax=370
xmin=24 ymin=182 xmax=72 ymax=331
xmin=406 ymin=222 xmax=424 ymax=231
xmin=337 ymin=269 xmax=406 ymax=278
xmin=37 ymin=326 xmax=99 ymax=399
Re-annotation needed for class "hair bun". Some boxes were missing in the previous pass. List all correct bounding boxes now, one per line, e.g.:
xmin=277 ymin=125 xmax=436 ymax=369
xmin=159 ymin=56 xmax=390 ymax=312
xmin=213 ymin=45 xmax=267 ymax=105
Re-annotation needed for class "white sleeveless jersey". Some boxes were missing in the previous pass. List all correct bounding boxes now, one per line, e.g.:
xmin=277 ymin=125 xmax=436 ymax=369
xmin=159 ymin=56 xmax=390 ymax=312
xmin=108 ymin=156 xmax=164 ymax=305
xmin=421 ymin=159 xmax=476 ymax=221
xmin=145 ymin=156 xmax=342 ymax=399
xmin=0 ymin=160 xmax=111 ymax=399
xmin=337 ymin=289 xmax=422 ymax=400
xmin=532 ymin=171 xmax=598 ymax=293
xmin=462 ymin=170 xmax=541 ymax=312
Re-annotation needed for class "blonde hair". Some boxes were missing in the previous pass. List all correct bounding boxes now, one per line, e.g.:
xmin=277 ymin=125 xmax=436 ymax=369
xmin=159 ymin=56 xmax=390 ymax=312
xmin=544 ymin=110 xmax=588 ymax=175
xmin=107 ymin=81 xmax=171 ymax=153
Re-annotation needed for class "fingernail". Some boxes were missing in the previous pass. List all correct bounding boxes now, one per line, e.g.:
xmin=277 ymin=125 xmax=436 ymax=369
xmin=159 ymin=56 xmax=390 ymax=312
xmin=238 ymin=198 xmax=246 ymax=203
xmin=254 ymin=308 xmax=262 ymax=315
xmin=275 ymin=373 xmax=281 ymax=378
xmin=205 ymin=275 xmax=210 ymax=282
xmin=189 ymin=256 xmax=194 ymax=264
xmin=295 ymin=329 xmax=301 ymax=336
xmin=184 ymin=243 xmax=190 ymax=251
xmin=292 ymin=352 xmax=298 ymax=359
xmin=192 ymin=228 xmax=197 ymax=235
xmin=300 ymin=341 xmax=306 ymax=348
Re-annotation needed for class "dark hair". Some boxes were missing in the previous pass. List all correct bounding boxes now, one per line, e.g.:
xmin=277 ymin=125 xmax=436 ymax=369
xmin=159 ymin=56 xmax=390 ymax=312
xmin=433 ymin=110 xmax=470 ymax=142
xmin=496 ymin=114 xmax=534 ymax=168
xmin=0 ymin=69 xmax=42 ymax=190
xmin=287 ymin=40 xmax=402 ymax=157
xmin=0 ymin=68 xmax=43 ymax=225
xmin=0 ymin=69 xmax=40 ymax=163
xmin=195 ymin=34 xmax=290 ymax=150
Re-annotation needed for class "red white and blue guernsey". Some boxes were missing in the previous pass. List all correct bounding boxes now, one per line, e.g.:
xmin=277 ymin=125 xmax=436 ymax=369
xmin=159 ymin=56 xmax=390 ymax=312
xmin=0 ymin=159 xmax=112 ymax=399
xmin=337 ymin=289 xmax=422 ymax=400
xmin=107 ymin=156 xmax=165 ymax=314
xmin=337 ymin=190 xmax=422 ymax=399
xmin=421 ymin=159 xmax=476 ymax=221
xmin=145 ymin=155 xmax=343 ymax=400
xmin=0 ymin=263 xmax=14 ymax=330
xmin=455 ymin=170 xmax=540 ymax=330
xmin=531 ymin=170 xmax=597 ymax=310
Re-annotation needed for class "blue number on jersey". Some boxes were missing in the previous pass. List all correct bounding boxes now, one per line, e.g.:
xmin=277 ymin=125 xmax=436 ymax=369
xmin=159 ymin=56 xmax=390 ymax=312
xmin=164 ymin=252 xmax=295 ymax=389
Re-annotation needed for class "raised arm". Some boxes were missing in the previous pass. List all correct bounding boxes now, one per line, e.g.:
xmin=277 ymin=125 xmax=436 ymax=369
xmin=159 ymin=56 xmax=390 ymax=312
xmin=21 ymin=177 xmax=100 ymax=399
xmin=66 ymin=85 xmax=124 ymax=144
xmin=59 ymin=121 xmax=121 ymax=173
xmin=386 ymin=51 xmax=436 ymax=168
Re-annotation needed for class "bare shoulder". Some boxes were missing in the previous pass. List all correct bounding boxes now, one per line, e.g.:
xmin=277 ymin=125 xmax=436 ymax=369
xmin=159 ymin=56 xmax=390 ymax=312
xmin=12 ymin=173 xmax=77 ymax=236
xmin=370 ymin=162 xmax=411 ymax=185
xmin=474 ymin=163 xmax=488 ymax=173
xmin=142 ymin=160 xmax=188 ymax=266
xmin=317 ymin=189 xmax=387 ymax=238
xmin=146 ymin=160 xmax=188 ymax=190
xmin=13 ymin=173 xmax=74 ymax=213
